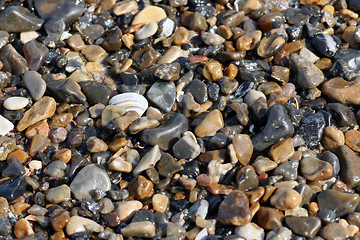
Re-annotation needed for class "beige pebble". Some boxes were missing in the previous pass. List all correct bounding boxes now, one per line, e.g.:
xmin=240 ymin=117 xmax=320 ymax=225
xmin=132 ymin=6 xmax=167 ymax=25
xmin=270 ymin=187 xmax=302 ymax=211
xmin=152 ymin=194 xmax=169 ymax=213
xmin=233 ymin=134 xmax=253 ymax=165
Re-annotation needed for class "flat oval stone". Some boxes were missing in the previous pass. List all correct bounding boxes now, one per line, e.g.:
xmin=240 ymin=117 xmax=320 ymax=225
xmin=23 ymin=71 xmax=47 ymax=101
xmin=233 ymin=134 xmax=253 ymax=165
xmin=218 ymin=190 xmax=251 ymax=226
xmin=270 ymin=187 xmax=302 ymax=211
xmin=285 ymin=216 xmax=321 ymax=237
xmin=70 ymin=164 xmax=111 ymax=200
xmin=17 ymin=96 xmax=56 ymax=132
xmin=322 ymin=77 xmax=360 ymax=105
xmin=66 ymin=216 xmax=104 ymax=236
xmin=34 ymin=0 xmax=85 ymax=24
xmin=317 ymin=189 xmax=360 ymax=217
xmin=0 ymin=6 xmax=44 ymax=32
xmin=336 ymin=145 xmax=360 ymax=188
xmin=3 ymin=97 xmax=29 ymax=111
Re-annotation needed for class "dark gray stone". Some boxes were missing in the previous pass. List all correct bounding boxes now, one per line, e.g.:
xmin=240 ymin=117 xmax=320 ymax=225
xmin=0 ymin=6 xmax=43 ymax=32
xmin=47 ymin=78 xmax=87 ymax=103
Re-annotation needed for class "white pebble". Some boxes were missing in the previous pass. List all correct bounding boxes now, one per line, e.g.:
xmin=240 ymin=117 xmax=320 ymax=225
xmin=3 ymin=96 xmax=29 ymax=110
xmin=0 ymin=115 xmax=14 ymax=136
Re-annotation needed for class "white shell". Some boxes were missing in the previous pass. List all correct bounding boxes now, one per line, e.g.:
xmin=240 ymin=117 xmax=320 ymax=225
xmin=0 ymin=115 xmax=14 ymax=136
xmin=3 ymin=96 xmax=29 ymax=110
xmin=109 ymin=93 xmax=148 ymax=117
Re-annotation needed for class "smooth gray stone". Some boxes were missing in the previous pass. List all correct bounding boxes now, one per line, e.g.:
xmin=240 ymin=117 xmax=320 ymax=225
xmin=23 ymin=71 xmax=47 ymax=101
xmin=0 ymin=44 xmax=28 ymax=75
xmin=251 ymin=104 xmax=294 ymax=151
xmin=140 ymin=113 xmax=188 ymax=151
xmin=70 ymin=164 xmax=111 ymax=200
xmin=47 ymin=78 xmax=86 ymax=103
xmin=79 ymin=81 xmax=111 ymax=105
xmin=23 ymin=40 xmax=49 ymax=71
xmin=285 ymin=216 xmax=321 ymax=238
xmin=0 ymin=6 xmax=44 ymax=32
xmin=43 ymin=16 xmax=65 ymax=41
xmin=146 ymin=81 xmax=176 ymax=113
xmin=184 ymin=79 xmax=208 ymax=104
xmin=34 ymin=0 xmax=85 ymax=24
xmin=273 ymin=160 xmax=298 ymax=180
xmin=2 ymin=158 xmax=25 ymax=178
xmin=317 ymin=189 xmax=360 ymax=217
xmin=172 ymin=135 xmax=201 ymax=159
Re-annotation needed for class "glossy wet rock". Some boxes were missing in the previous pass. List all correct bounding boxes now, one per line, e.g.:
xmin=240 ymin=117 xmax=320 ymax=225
xmin=66 ymin=216 xmax=103 ymax=236
xmin=34 ymin=0 xmax=85 ymax=24
xmin=79 ymin=81 xmax=111 ymax=105
xmin=295 ymin=111 xmax=326 ymax=149
xmin=322 ymin=77 xmax=360 ymax=105
xmin=147 ymin=81 xmax=176 ymax=112
xmin=17 ymin=96 xmax=56 ymax=132
xmin=233 ymin=134 xmax=253 ymax=165
xmin=0 ymin=6 xmax=44 ymax=32
xmin=336 ymin=145 xmax=360 ymax=188
xmin=252 ymin=104 xmax=294 ymax=151
xmin=257 ymin=28 xmax=287 ymax=58
xmin=218 ymin=190 xmax=251 ymax=226
xmin=285 ymin=216 xmax=321 ymax=237
xmin=0 ymin=177 xmax=27 ymax=201
xmin=270 ymin=187 xmax=302 ymax=211
xmin=0 ymin=44 xmax=29 ymax=75
xmin=47 ymin=78 xmax=86 ymax=104
xmin=70 ymin=164 xmax=111 ymax=200
xmin=317 ymin=189 xmax=360 ymax=217
xmin=312 ymin=34 xmax=340 ymax=58
xmin=23 ymin=40 xmax=49 ymax=71
xmin=330 ymin=49 xmax=360 ymax=80
xmin=289 ymin=53 xmax=324 ymax=89
xmin=23 ymin=71 xmax=47 ymax=101
xmin=256 ymin=207 xmax=284 ymax=230
xmin=300 ymin=156 xmax=333 ymax=181
xmin=194 ymin=110 xmax=224 ymax=138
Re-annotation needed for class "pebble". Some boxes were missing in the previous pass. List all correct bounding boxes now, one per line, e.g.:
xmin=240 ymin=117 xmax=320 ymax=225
xmin=0 ymin=6 xmax=44 ymax=32
xmin=201 ymin=32 xmax=225 ymax=46
xmin=70 ymin=164 xmax=111 ymax=200
xmin=51 ymin=209 xmax=70 ymax=232
xmin=65 ymin=216 xmax=104 ymax=236
xmin=86 ymin=137 xmax=108 ymax=153
xmin=23 ymin=71 xmax=47 ymax=101
xmin=289 ymin=53 xmax=325 ymax=89
xmin=321 ymin=77 xmax=360 ymax=105
xmin=47 ymin=78 xmax=86 ymax=103
xmin=203 ymin=60 xmax=223 ymax=82
xmin=253 ymin=156 xmax=278 ymax=174
xmin=336 ymin=145 xmax=360 ymax=188
xmin=2 ymin=158 xmax=25 ymax=177
xmin=46 ymin=184 xmax=71 ymax=204
xmin=233 ymin=134 xmax=253 ymax=165
xmin=318 ymin=189 xmax=359 ymax=217
xmin=0 ymin=115 xmax=14 ymax=136
xmin=0 ymin=44 xmax=29 ymax=75
xmin=171 ymin=26 xmax=189 ymax=45
xmin=3 ymin=97 xmax=29 ymax=111
xmin=235 ymin=222 xmax=264 ymax=240
xmin=270 ymin=187 xmax=302 ymax=211
xmin=140 ymin=113 xmax=188 ymax=150
xmin=185 ymin=79 xmax=208 ymax=104
xmin=285 ymin=216 xmax=321 ymax=237
xmin=268 ymin=138 xmax=294 ymax=164
xmin=14 ymin=218 xmax=34 ymax=238
xmin=173 ymin=133 xmax=201 ymax=159
xmin=345 ymin=130 xmax=360 ymax=152
xmin=256 ymin=207 xmax=284 ymax=230
xmin=236 ymin=165 xmax=258 ymax=192
xmin=158 ymin=46 xmax=183 ymax=64
xmin=257 ymin=28 xmax=287 ymax=58
xmin=113 ymin=1 xmax=138 ymax=16
xmin=312 ymin=34 xmax=340 ymax=58
xmin=132 ymin=6 xmax=167 ymax=25
xmin=34 ymin=0 xmax=85 ymax=24
xmin=194 ymin=109 xmax=224 ymax=138
xmin=121 ymin=221 xmax=156 ymax=238
xmin=44 ymin=160 xmax=67 ymax=177
xmin=128 ymin=175 xmax=154 ymax=200
xmin=79 ymin=81 xmax=111 ymax=105
xmin=114 ymin=200 xmax=143 ymax=221
xmin=17 ymin=96 xmax=56 ymax=132
xmin=0 ymin=215 xmax=11 ymax=237
xmin=0 ymin=176 xmax=27 ymax=201
xmin=152 ymin=194 xmax=169 ymax=213
xmin=322 ymin=126 xmax=345 ymax=151
xmin=23 ymin=40 xmax=49 ymax=71
xmin=0 ymin=197 xmax=9 ymax=216
xmin=295 ymin=111 xmax=326 ymax=149
xmin=135 ymin=21 xmax=158 ymax=41
xmin=154 ymin=63 xmax=181 ymax=81
xmin=300 ymin=156 xmax=333 ymax=181
xmin=157 ymin=18 xmax=175 ymax=38
xmin=330 ymin=49 xmax=360 ymax=80
xmin=133 ymin=145 xmax=161 ymax=176
xmin=252 ymin=104 xmax=294 ymax=151
xmin=218 ymin=190 xmax=251 ymax=226
xmin=274 ymin=160 xmax=298 ymax=180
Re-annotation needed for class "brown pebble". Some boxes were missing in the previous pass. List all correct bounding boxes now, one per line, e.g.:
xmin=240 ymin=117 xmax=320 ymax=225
xmin=345 ymin=129 xmax=360 ymax=152
xmin=315 ymin=58 xmax=332 ymax=70
xmin=109 ymin=138 xmax=128 ymax=152
xmin=203 ymin=60 xmax=223 ymax=82
xmin=152 ymin=194 xmax=168 ymax=213
xmin=0 ymin=197 xmax=9 ymax=215
xmin=256 ymin=206 xmax=284 ymax=230
xmin=322 ymin=126 xmax=345 ymax=151
xmin=128 ymin=175 xmax=154 ymax=200
xmin=322 ymin=77 xmax=360 ymax=105
xmin=104 ymin=212 xmax=121 ymax=227
xmin=194 ymin=109 xmax=224 ymax=138
xmin=51 ymin=209 xmax=71 ymax=232
xmin=7 ymin=149 xmax=29 ymax=163
xmin=25 ymin=120 xmax=49 ymax=139
xmin=68 ymin=34 xmax=85 ymax=51
xmin=236 ymin=30 xmax=262 ymax=51
xmin=171 ymin=27 xmax=189 ymax=46
xmin=82 ymin=45 xmax=107 ymax=62
xmin=86 ymin=136 xmax=108 ymax=153
xmin=14 ymin=218 xmax=34 ymax=238
xmin=49 ymin=113 xmax=73 ymax=129
xmin=13 ymin=202 xmax=31 ymax=215
xmin=52 ymin=148 xmax=72 ymax=163
xmin=232 ymin=134 xmax=253 ymax=165
xmin=218 ymin=190 xmax=251 ymax=226
xmin=29 ymin=134 xmax=50 ymax=157
xmin=270 ymin=187 xmax=302 ymax=211
xmin=268 ymin=138 xmax=295 ymax=164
